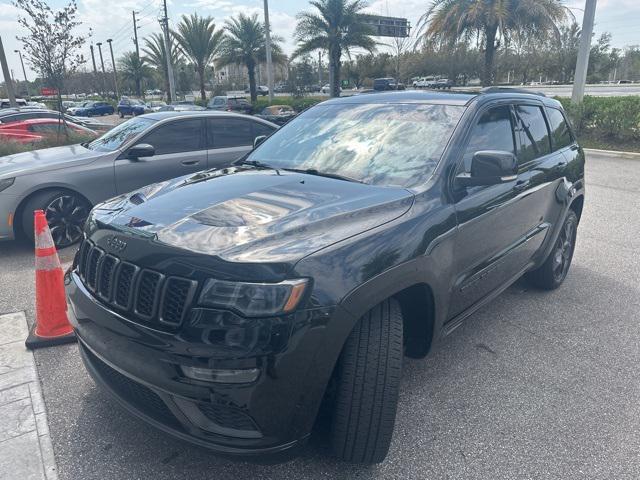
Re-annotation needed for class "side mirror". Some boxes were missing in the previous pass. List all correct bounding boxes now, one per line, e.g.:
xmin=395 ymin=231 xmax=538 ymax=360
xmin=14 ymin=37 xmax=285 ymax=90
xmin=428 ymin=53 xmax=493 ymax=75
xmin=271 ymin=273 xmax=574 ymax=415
xmin=253 ymin=135 xmax=267 ymax=149
xmin=456 ymin=150 xmax=517 ymax=187
xmin=127 ymin=143 xmax=155 ymax=159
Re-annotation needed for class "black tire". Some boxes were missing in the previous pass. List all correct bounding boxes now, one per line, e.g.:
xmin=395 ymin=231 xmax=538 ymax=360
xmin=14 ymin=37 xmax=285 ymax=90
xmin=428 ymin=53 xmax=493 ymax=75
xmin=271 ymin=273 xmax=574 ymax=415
xmin=330 ymin=298 xmax=403 ymax=464
xmin=526 ymin=210 xmax=578 ymax=290
xmin=118 ymin=110 xmax=124 ymax=118
xmin=21 ymin=190 xmax=90 ymax=248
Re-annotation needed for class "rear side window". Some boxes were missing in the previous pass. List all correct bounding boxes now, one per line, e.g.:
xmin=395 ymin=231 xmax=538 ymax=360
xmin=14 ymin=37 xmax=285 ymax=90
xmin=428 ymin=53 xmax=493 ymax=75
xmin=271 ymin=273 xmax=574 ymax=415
xmin=460 ymin=105 xmax=515 ymax=173
xmin=207 ymin=118 xmax=254 ymax=148
xmin=141 ymin=119 xmax=203 ymax=155
xmin=514 ymin=105 xmax=551 ymax=163
xmin=547 ymin=108 xmax=573 ymax=150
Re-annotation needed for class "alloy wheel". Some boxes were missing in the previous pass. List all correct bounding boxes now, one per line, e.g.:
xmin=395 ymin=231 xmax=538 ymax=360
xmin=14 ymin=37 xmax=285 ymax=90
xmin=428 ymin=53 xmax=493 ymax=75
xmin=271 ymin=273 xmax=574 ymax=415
xmin=44 ymin=194 xmax=89 ymax=248
xmin=552 ymin=218 xmax=576 ymax=282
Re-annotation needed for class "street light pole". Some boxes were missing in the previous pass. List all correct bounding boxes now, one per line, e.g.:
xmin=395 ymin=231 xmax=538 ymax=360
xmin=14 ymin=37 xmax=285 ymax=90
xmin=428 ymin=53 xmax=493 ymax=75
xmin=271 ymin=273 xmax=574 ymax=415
xmin=571 ymin=0 xmax=597 ymax=104
xmin=161 ymin=0 xmax=176 ymax=103
xmin=263 ymin=0 xmax=274 ymax=104
xmin=106 ymin=39 xmax=119 ymax=99
xmin=14 ymin=50 xmax=28 ymax=84
xmin=0 ymin=36 xmax=17 ymax=107
xmin=96 ymin=42 xmax=107 ymax=97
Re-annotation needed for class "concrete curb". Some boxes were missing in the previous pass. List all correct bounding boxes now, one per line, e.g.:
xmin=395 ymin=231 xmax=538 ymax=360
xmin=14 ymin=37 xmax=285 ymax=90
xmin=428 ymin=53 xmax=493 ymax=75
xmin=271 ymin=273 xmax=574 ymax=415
xmin=0 ymin=312 xmax=59 ymax=480
xmin=584 ymin=148 xmax=640 ymax=159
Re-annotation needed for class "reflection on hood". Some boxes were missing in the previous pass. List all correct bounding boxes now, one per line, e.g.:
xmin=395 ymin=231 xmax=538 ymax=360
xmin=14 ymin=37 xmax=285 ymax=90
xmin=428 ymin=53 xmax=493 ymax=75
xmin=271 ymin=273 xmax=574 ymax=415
xmin=95 ymin=168 xmax=414 ymax=263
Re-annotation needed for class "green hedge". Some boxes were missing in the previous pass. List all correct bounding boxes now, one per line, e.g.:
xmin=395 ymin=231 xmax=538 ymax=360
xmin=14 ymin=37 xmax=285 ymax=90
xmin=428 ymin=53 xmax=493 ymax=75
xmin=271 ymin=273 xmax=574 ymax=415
xmin=557 ymin=96 xmax=640 ymax=143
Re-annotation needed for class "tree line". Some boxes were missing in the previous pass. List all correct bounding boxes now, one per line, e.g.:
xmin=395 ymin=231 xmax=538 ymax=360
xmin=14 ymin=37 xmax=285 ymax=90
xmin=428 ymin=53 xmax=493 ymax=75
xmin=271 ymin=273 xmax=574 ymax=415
xmin=7 ymin=0 xmax=640 ymax=107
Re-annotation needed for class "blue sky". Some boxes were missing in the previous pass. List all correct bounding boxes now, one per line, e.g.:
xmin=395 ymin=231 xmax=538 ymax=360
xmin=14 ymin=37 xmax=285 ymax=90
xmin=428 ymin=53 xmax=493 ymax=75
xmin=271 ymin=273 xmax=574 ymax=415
xmin=1 ymin=0 xmax=639 ymax=81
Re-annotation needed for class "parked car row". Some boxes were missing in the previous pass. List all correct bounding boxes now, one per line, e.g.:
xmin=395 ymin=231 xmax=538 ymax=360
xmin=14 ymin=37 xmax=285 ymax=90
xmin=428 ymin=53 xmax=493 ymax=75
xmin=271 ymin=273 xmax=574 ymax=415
xmin=412 ymin=77 xmax=454 ymax=89
xmin=0 ymin=107 xmax=112 ymax=132
xmin=0 ymin=118 xmax=97 ymax=144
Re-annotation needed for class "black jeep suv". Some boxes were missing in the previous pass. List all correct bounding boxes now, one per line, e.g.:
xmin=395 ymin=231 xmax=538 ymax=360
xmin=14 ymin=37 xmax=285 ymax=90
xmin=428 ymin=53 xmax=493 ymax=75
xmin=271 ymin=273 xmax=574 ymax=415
xmin=67 ymin=89 xmax=585 ymax=464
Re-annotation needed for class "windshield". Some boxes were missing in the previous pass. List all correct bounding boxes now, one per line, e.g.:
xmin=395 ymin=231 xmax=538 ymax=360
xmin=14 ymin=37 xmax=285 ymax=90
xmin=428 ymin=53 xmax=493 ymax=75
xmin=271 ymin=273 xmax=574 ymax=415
xmin=86 ymin=117 xmax=155 ymax=152
xmin=247 ymin=103 xmax=464 ymax=187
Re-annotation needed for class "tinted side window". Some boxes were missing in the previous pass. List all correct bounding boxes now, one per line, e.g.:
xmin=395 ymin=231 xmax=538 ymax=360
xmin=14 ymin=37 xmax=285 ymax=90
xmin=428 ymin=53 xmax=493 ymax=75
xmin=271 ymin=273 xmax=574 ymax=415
xmin=460 ymin=105 xmax=515 ymax=173
xmin=141 ymin=119 xmax=203 ymax=155
xmin=207 ymin=118 xmax=254 ymax=148
xmin=514 ymin=105 xmax=551 ymax=163
xmin=253 ymin=121 xmax=276 ymax=138
xmin=547 ymin=108 xmax=573 ymax=150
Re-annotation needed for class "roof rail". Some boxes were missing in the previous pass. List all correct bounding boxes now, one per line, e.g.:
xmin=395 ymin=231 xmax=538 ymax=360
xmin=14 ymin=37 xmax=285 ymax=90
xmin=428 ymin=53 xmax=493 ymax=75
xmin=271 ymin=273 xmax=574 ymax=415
xmin=480 ymin=87 xmax=546 ymax=97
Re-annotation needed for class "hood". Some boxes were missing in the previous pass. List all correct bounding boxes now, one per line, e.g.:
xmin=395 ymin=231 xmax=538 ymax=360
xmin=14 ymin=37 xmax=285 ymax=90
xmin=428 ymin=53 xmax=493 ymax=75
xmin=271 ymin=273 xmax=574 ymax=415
xmin=93 ymin=167 xmax=414 ymax=263
xmin=0 ymin=143 xmax=104 ymax=178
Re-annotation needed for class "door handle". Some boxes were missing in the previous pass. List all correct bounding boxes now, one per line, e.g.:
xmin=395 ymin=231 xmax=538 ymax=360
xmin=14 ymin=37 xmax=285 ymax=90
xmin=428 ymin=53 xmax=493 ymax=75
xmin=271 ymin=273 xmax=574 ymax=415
xmin=181 ymin=160 xmax=199 ymax=166
xmin=513 ymin=180 xmax=530 ymax=192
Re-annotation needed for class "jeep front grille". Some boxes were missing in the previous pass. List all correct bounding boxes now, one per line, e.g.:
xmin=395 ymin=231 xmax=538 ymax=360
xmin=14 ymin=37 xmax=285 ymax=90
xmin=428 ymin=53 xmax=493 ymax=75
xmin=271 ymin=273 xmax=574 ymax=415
xmin=76 ymin=239 xmax=197 ymax=331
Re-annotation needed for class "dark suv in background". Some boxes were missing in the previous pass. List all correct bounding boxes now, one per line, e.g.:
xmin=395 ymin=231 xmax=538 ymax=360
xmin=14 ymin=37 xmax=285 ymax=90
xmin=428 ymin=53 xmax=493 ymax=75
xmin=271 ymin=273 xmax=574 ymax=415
xmin=207 ymin=96 xmax=253 ymax=114
xmin=67 ymin=89 xmax=584 ymax=464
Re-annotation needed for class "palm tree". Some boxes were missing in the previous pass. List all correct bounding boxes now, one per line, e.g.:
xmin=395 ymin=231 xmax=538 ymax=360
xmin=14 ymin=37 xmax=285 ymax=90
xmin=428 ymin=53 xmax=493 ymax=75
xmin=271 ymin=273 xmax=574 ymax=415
xmin=173 ymin=14 xmax=224 ymax=102
xmin=143 ymin=33 xmax=182 ymax=99
xmin=417 ymin=0 xmax=569 ymax=86
xmin=118 ymin=52 xmax=152 ymax=96
xmin=217 ymin=13 xmax=285 ymax=102
xmin=293 ymin=0 xmax=376 ymax=97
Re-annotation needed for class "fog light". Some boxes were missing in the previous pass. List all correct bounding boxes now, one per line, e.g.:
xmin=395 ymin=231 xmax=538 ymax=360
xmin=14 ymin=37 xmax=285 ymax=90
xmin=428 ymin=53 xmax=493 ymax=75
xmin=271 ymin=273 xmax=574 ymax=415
xmin=181 ymin=365 xmax=260 ymax=384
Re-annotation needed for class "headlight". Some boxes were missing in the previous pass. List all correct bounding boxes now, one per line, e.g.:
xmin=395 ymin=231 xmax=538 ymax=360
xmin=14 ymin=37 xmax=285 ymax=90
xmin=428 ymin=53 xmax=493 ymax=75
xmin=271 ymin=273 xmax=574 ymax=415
xmin=0 ymin=178 xmax=15 ymax=193
xmin=198 ymin=278 xmax=308 ymax=317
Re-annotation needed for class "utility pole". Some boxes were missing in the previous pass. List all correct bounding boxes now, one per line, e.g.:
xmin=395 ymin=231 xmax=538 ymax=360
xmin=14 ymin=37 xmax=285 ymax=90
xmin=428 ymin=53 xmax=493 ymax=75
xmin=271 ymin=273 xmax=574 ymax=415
xmin=161 ymin=0 xmax=176 ymax=102
xmin=132 ymin=11 xmax=141 ymax=59
xmin=0 ymin=36 xmax=17 ymax=107
xmin=263 ymin=0 xmax=274 ymax=104
xmin=106 ymin=39 xmax=119 ymax=99
xmin=96 ymin=41 xmax=107 ymax=97
xmin=572 ymin=0 xmax=597 ymax=104
xmin=318 ymin=51 xmax=322 ymax=86
xmin=14 ymin=50 xmax=28 ymax=98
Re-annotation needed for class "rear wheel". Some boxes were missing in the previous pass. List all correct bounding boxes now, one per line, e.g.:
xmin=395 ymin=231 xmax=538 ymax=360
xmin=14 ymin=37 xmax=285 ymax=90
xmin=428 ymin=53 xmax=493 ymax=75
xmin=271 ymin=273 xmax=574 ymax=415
xmin=330 ymin=299 xmax=403 ymax=464
xmin=21 ymin=190 xmax=90 ymax=248
xmin=118 ymin=110 xmax=124 ymax=118
xmin=526 ymin=210 xmax=578 ymax=289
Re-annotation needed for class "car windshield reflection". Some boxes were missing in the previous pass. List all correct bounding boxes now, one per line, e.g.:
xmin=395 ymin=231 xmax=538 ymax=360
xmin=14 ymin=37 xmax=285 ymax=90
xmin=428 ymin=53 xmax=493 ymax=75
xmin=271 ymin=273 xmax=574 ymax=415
xmin=247 ymin=103 xmax=464 ymax=187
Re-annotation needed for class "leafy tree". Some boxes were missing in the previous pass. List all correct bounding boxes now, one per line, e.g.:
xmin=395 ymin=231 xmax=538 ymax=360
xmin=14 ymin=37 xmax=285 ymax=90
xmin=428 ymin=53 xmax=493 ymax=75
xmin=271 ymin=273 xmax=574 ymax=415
xmin=13 ymin=0 xmax=85 ymax=116
xmin=118 ymin=52 xmax=152 ymax=96
xmin=217 ymin=13 xmax=286 ymax=102
xmin=173 ymin=14 xmax=224 ymax=102
xmin=293 ymin=0 xmax=376 ymax=97
xmin=417 ymin=0 xmax=568 ymax=86
xmin=143 ymin=32 xmax=182 ymax=98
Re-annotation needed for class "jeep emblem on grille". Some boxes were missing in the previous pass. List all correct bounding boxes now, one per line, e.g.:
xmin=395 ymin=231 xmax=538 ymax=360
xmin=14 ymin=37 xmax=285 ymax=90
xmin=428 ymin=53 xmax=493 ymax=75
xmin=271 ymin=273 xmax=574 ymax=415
xmin=106 ymin=236 xmax=127 ymax=252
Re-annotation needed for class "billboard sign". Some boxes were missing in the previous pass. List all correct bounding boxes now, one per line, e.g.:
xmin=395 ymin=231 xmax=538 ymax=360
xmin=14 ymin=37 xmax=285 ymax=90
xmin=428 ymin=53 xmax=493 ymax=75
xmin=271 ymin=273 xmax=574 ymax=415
xmin=360 ymin=15 xmax=410 ymax=38
xmin=41 ymin=87 xmax=58 ymax=96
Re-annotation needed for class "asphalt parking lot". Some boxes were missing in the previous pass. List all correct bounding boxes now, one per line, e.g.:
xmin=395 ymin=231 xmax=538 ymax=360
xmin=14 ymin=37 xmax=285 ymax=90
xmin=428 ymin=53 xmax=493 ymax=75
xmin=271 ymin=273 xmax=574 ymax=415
xmin=1 ymin=151 xmax=639 ymax=479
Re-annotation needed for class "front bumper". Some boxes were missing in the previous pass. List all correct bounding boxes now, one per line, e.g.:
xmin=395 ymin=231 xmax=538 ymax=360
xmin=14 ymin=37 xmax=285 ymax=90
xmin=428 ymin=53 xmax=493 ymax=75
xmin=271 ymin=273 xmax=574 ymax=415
xmin=67 ymin=271 xmax=339 ymax=458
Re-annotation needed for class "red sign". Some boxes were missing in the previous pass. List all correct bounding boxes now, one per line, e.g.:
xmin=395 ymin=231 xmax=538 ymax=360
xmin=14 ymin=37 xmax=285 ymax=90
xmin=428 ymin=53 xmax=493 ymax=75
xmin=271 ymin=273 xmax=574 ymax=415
xmin=40 ymin=87 xmax=58 ymax=96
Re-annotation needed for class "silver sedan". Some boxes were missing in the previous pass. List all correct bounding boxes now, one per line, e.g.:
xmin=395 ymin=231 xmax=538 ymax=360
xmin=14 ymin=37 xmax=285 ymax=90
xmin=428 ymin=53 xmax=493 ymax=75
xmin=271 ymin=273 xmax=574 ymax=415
xmin=0 ymin=111 xmax=277 ymax=247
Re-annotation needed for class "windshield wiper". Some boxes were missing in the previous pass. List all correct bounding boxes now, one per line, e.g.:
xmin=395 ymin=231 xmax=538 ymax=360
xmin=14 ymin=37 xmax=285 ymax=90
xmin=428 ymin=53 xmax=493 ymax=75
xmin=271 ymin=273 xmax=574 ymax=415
xmin=282 ymin=168 xmax=364 ymax=184
xmin=240 ymin=159 xmax=280 ymax=174
xmin=80 ymin=142 xmax=90 ymax=148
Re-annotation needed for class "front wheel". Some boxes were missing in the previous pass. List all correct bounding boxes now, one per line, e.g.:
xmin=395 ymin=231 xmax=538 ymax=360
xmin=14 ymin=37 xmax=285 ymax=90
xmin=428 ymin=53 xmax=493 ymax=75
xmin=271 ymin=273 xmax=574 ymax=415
xmin=118 ymin=110 xmax=124 ymax=118
xmin=21 ymin=190 xmax=91 ymax=248
xmin=330 ymin=298 xmax=403 ymax=464
xmin=526 ymin=210 xmax=578 ymax=289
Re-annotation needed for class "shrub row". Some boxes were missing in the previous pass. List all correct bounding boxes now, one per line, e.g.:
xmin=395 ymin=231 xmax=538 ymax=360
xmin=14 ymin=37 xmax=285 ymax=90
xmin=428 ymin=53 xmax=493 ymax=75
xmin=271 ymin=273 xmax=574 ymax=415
xmin=557 ymin=96 xmax=640 ymax=142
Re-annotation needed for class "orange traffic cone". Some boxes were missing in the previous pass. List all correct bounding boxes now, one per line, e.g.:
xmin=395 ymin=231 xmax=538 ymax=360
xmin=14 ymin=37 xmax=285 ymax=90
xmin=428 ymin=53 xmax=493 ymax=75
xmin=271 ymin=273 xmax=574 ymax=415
xmin=25 ymin=210 xmax=76 ymax=349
